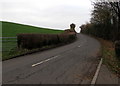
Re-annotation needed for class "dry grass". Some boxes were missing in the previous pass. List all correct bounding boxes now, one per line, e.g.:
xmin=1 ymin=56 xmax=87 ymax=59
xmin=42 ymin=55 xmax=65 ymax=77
xmin=97 ymin=38 xmax=120 ymax=77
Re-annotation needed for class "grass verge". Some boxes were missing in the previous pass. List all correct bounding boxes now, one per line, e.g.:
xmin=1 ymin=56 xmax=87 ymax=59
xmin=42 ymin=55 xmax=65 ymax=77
xmin=2 ymin=38 xmax=77 ymax=61
xmin=97 ymin=38 xmax=120 ymax=77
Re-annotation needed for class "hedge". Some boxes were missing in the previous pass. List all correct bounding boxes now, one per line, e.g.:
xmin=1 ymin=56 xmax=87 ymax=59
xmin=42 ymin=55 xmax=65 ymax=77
xmin=17 ymin=32 xmax=76 ymax=49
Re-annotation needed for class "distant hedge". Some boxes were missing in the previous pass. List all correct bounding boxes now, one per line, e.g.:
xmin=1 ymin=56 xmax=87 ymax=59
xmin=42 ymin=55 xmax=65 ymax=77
xmin=17 ymin=32 xmax=76 ymax=49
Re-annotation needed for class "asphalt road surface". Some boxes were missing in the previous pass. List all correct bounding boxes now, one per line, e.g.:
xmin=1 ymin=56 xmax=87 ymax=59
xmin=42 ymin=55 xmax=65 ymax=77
xmin=3 ymin=34 xmax=101 ymax=84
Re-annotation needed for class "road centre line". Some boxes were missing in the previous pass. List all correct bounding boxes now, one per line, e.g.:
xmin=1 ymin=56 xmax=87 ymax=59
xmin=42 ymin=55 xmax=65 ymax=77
xmin=78 ymin=45 xmax=81 ymax=47
xmin=32 ymin=44 xmax=83 ymax=67
xmin=32 ymin=55 xmax=59 ymax=67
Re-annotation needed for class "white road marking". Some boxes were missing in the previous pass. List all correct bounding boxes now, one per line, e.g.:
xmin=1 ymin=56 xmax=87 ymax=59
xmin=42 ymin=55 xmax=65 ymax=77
xmin=91 ymin=58 xmax=103 ymax=85
xmin=78 ymin=45 xmax=81 ymax=47
xmin=32 ymin=44 xmax=83 ymax=67
xmin=32 ymin=55 xmax=59 ymax=67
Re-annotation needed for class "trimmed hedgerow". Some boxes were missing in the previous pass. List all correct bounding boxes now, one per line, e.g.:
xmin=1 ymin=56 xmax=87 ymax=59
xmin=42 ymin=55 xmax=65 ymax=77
xmin=17 ymin=32 xmax=76 ymax=49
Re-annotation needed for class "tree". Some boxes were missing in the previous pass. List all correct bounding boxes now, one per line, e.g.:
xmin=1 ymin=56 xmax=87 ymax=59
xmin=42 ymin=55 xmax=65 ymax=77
xmin=109 ymin=0 xmax=120 ymax=40
xmin=70 ymin=23 xmax=76 ymax=32
xmin=81 ymin=0 xmax=120 ymax=41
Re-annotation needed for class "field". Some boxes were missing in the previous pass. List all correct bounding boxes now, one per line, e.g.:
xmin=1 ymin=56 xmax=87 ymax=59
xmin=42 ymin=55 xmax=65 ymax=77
xmin=1 ymin=21 xmax=63 ymax=60
xmin=2 ymin=21 xmax=63 ymax=37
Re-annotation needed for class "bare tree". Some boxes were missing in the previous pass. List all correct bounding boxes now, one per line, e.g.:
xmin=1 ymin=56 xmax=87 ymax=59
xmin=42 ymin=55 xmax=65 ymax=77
xmin=81 ymin=0 xmax=120 ymax=40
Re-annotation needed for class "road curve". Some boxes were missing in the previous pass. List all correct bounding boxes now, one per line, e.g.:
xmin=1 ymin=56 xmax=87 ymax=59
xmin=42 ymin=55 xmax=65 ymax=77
xmin=3 ymin=34 xmax=101 ymax=84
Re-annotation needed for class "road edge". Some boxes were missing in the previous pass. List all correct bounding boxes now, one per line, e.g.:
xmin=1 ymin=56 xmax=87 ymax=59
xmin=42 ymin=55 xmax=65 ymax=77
xmin=3 ymin=38 xmax=77 ymax=61
xmin=91 ymin=58 xmax=103 ymax=85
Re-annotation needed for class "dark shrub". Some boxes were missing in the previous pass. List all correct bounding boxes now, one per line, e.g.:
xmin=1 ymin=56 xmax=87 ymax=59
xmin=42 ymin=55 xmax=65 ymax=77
xmin=17 ymin=34 xmax=46 ymax=49
xmin=70 ymin=23 xmax=76 ymax=30
xmin=115 ymin=40 xmax=120 ymax=60
xmin=64 ymin=29 xmax=74 ymax=33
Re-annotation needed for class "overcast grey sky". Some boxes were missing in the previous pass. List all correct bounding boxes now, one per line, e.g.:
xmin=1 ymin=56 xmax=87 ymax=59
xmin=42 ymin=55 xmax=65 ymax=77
xmin=1 ymin=0 xmax=93 ymax=32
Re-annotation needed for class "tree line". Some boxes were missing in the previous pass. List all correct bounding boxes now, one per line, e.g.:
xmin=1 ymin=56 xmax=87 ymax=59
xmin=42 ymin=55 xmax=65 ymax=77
xmin=81 ymin=0 xmax=120 ymax=41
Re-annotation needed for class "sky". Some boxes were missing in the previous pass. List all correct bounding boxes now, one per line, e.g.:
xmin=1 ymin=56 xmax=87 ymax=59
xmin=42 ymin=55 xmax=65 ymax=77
xmin=1 ymin=0 xmax=93 ymax=33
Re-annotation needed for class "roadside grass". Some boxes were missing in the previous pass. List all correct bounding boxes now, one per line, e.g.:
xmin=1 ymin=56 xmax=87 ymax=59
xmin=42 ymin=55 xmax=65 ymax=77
xmin=0 ymin=52 xmax=1 ymax=61
xmin=2 ymin=41 xmax=17 ymax=60
xmin=2 ymin=39 xmax=77 ymax=61
xmin=97 ymin=38 xmax=120 ymax=77
xmin=2 ymin=21 xmax=64 ymax=60
xmin=2 ymin=41 xmax=17 ymax=51
xmin=2 ymin=47 xmax=37 ymax=60
xmin=2 ymin=44 xmax=55 ymax=60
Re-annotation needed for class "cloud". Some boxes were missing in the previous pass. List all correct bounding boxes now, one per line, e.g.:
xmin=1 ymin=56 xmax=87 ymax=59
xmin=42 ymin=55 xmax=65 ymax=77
xmin=1 ymin=0 xmax=93 ymax=32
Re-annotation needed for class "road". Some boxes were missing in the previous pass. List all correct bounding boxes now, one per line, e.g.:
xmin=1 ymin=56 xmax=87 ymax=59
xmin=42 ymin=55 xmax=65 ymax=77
xmin=3 ymin=34 xmax=101 ymax=84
